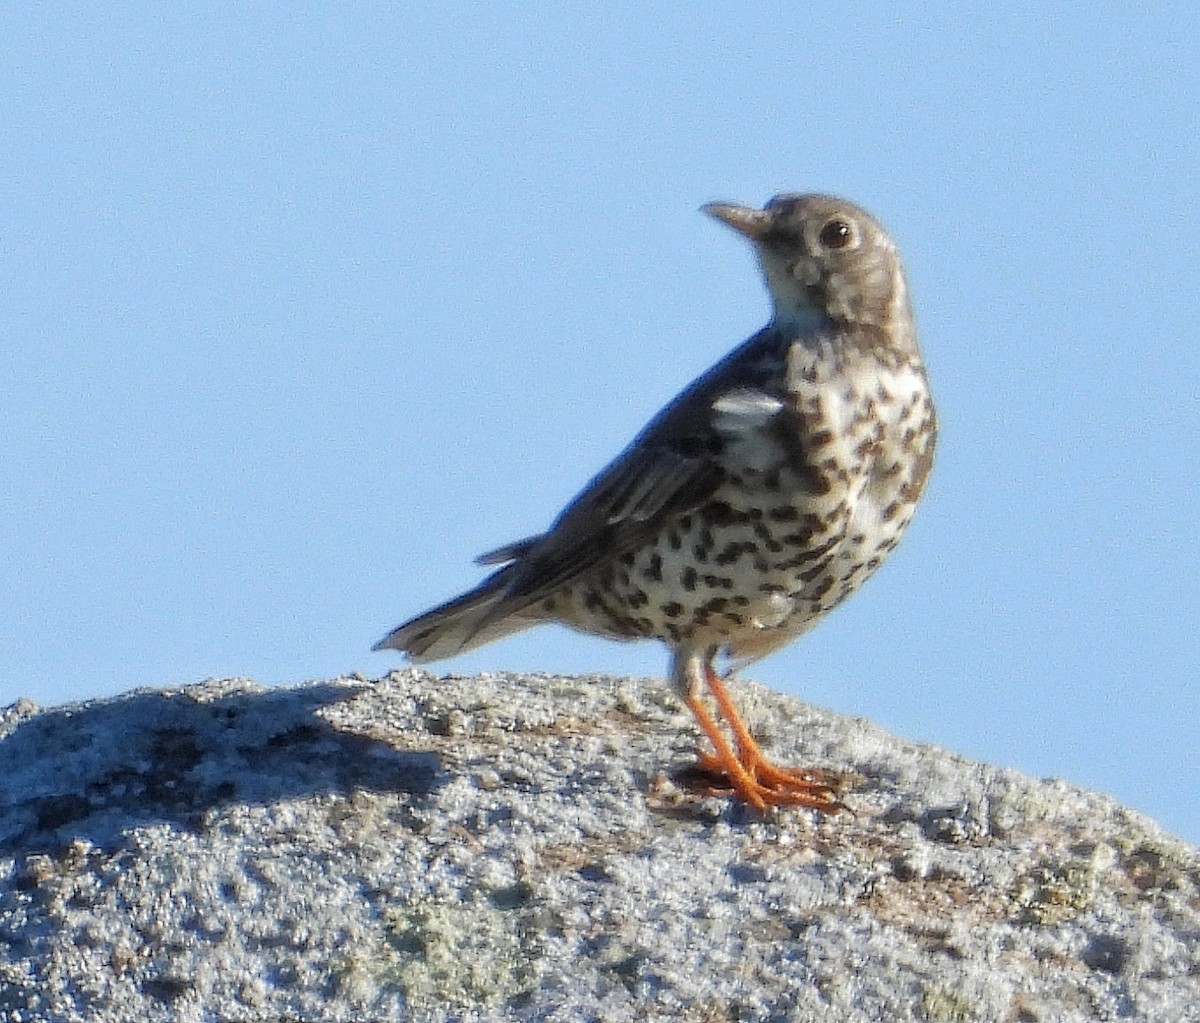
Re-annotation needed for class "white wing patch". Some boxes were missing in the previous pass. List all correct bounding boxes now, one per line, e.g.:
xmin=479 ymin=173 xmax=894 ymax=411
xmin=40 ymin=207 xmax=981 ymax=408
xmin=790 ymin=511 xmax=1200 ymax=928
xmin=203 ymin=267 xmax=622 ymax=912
xmin=712 ymin=389 xmax=785 ymax=430
xmin=711 ymin=388 xmax=785 ymax=473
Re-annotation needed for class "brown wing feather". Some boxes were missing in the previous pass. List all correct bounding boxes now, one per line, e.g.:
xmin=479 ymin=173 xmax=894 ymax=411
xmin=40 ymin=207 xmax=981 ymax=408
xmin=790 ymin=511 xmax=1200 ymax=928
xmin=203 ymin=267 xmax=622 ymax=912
xmin=474 ymin=326 xmax=786 ymax=617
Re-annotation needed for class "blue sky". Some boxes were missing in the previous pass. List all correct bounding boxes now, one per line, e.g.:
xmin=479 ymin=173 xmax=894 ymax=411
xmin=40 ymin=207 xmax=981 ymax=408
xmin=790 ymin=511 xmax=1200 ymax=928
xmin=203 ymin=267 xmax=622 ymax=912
xmin=3 ymin=7 xmax=1198 ymax=843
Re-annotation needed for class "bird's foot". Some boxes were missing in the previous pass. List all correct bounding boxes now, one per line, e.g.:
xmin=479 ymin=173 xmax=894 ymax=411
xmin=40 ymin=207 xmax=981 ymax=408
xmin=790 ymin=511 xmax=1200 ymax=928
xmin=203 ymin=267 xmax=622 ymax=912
xmin=682 ymin=661 xmax=845 ymax=812
xmin=691 ymin=749 xmax=844 ymax=812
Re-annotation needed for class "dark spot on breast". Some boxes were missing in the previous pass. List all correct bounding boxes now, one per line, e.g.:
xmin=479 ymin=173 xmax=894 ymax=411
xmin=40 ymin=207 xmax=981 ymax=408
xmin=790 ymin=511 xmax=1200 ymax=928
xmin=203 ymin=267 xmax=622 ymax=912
xmin=855 ymin=437 xmax=879 ymax=458
xmin=702 ymin=502 xmax=747 ymax=527
xmin=900 ymin=477 xmax=927 ymax=502
xmin=807 ymin=472 xmax=832 ymax=496
xmin=642 ymin=553 xmax=663 ymax=582
xmin=605 ymin=610 xmax=643 ymax=636
xmin=798 ymin=561 xmax=833 ymax=582
xmin=714 ymin=540 xmax=756 ymax=566
xmin=662 ymin=601 xmax=683 ymax=618
xmin=768 ymin=506 xmax=799 ymax=522
xmin=682 ymin=567 xmax=698 ymax=591
xmin=781 ymin=528 xmax=817 ymax=547
xmin=776 ymin=535 xmax=839 ymax=571
xmin=811 ymin=575 xmax=836 ymax=598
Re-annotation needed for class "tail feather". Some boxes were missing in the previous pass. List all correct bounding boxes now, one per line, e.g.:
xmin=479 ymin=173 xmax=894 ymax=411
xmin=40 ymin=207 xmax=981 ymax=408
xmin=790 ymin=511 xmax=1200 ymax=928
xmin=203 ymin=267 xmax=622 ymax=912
xmin=373 ymin=582 xmax=538 ymax=663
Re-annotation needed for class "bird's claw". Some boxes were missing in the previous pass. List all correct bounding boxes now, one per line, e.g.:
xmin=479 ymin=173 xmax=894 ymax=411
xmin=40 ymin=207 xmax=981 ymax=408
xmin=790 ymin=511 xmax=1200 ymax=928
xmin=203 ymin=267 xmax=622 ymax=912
xmin=690 ymin=750 xmax=845 ymax=812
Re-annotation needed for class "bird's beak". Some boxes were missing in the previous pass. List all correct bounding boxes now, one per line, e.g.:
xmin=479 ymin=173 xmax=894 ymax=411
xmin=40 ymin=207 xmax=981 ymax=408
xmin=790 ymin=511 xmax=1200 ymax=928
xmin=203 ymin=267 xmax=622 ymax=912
xmin=702 ymin=202 xmax=772 ymax=240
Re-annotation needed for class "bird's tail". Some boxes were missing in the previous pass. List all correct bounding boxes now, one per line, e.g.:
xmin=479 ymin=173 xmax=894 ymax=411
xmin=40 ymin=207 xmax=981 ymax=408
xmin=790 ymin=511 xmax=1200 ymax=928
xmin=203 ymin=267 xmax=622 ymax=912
xmin=372 ymin=579 xmax=538 ymax=663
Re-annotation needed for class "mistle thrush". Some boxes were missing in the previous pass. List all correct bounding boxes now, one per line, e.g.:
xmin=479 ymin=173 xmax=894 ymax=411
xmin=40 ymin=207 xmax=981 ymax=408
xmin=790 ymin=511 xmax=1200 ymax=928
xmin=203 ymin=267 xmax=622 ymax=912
xmin=375 ymin=193 xmax=937 ymax=811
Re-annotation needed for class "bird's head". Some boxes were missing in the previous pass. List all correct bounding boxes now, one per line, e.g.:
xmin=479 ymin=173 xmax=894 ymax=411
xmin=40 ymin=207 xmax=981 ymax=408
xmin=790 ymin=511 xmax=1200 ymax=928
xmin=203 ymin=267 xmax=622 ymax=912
xmin=703 ymin=193 xmax=911 ymax=335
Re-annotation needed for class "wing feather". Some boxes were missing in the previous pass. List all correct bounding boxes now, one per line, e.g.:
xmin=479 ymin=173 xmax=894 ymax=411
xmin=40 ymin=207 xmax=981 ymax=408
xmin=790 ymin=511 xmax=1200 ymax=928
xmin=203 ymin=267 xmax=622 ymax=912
xmin=475 ymin=326 xmax=791 ymax=615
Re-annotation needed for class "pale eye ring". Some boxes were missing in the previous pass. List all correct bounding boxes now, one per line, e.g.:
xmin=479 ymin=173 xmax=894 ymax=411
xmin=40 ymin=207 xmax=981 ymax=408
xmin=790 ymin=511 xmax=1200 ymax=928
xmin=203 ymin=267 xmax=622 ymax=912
xmin=818 ymin=218 xmax=853 ymax=249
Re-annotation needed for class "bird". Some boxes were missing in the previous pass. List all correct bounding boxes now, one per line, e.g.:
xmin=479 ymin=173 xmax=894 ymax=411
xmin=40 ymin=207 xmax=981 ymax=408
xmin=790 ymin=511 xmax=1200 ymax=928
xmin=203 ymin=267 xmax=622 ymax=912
xmin=374 ymin=192 xmax=937 ymax=812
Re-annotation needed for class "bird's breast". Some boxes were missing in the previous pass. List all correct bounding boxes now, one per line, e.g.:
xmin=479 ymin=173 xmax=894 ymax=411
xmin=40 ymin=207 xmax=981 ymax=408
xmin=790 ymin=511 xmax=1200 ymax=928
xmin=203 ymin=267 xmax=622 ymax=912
xmin=554 ymin=346 xmax=935 ymax=658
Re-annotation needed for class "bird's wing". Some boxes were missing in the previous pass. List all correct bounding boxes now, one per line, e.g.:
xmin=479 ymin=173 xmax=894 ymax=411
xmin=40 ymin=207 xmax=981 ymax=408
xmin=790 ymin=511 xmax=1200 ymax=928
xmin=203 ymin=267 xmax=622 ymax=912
xmin=479 ymin=328 xmax=793 ymax=612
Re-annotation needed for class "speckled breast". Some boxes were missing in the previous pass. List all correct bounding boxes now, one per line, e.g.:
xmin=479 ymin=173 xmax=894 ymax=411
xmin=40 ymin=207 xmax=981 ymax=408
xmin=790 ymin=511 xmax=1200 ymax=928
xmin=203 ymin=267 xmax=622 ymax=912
xmin=558 ymin=344 xmax=936 ymax=661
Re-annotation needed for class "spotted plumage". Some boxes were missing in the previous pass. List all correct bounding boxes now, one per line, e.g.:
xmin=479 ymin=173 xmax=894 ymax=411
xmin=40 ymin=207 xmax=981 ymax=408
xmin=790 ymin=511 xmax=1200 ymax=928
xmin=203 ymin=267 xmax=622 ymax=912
xmin=375 ymin=193 xmax=937 ymax=811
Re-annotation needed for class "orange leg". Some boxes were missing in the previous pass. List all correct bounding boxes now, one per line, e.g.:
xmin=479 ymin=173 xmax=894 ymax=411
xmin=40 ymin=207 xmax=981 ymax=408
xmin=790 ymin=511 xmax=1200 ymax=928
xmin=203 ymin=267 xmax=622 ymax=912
xmin=684 ymin=657 xmax=841 ymax=812
xmin=685 ymin=688 xmax=770 ymax=811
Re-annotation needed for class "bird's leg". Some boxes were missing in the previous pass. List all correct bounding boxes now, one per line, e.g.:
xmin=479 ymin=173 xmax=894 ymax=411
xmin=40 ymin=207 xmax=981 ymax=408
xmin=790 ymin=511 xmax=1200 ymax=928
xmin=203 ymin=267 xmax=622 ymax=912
xmin=702 ymin=662 xmax=839 ymax=806
xmin=674 ymin=650 xmax=840 ymax=811
xmin=683 ymin=677 xmax=770 ymax=811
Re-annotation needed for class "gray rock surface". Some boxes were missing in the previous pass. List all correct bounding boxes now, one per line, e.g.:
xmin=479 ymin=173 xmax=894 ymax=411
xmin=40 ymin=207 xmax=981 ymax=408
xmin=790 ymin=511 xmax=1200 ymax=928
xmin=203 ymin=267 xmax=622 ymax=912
xmin=1 ymin=670 xmax=1197 ymax=1022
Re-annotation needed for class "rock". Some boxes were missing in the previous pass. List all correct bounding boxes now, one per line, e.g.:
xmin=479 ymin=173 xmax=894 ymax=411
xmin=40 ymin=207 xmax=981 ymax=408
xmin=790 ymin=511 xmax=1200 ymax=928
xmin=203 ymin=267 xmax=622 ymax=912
xmin=1 ymin=670 xmax=1197 ymax=1022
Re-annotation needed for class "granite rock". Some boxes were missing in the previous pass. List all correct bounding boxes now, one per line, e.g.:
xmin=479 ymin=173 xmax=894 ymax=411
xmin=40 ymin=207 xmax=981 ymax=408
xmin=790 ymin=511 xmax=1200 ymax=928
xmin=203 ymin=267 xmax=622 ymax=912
xmin=1 ymin=670 xmax=1197 ymax=1022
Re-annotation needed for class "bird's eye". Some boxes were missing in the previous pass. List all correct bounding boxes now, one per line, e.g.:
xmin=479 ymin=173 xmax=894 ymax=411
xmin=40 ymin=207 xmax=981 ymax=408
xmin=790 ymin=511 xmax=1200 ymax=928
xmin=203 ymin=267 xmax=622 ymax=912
xmin=818 ymin=219 xmax=853 ymax=249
